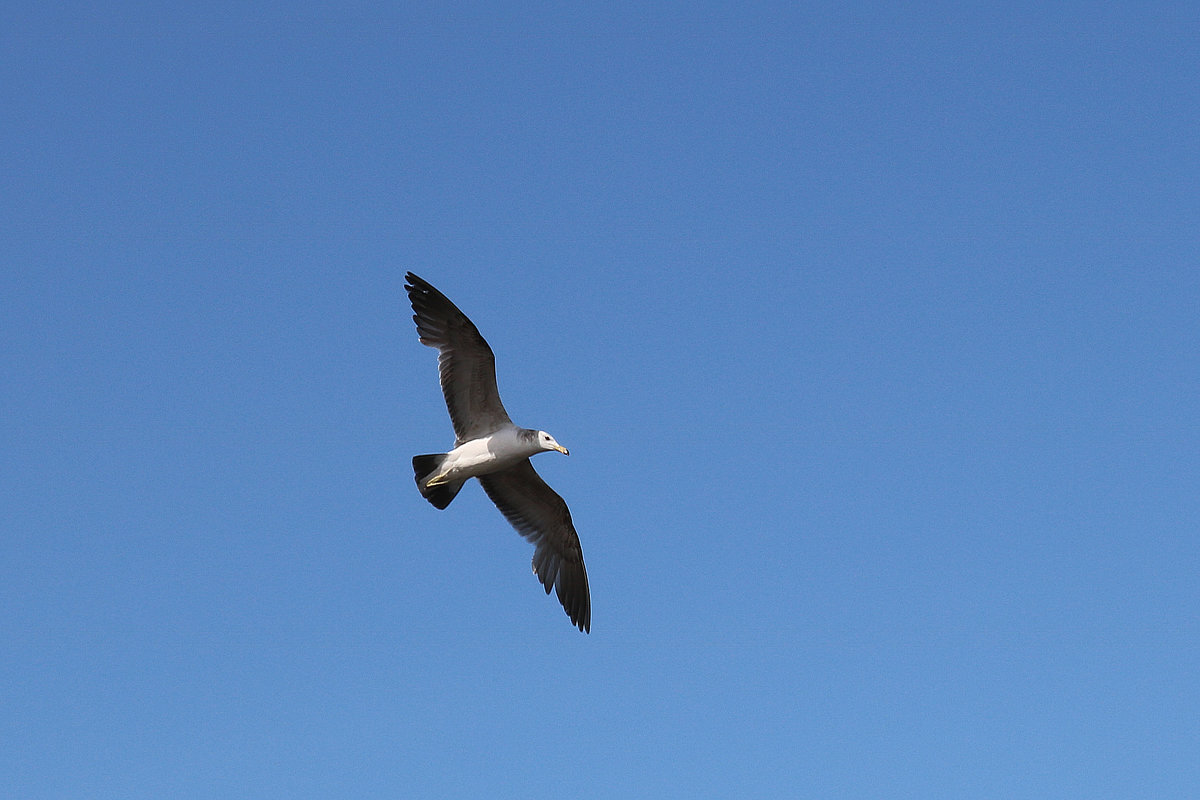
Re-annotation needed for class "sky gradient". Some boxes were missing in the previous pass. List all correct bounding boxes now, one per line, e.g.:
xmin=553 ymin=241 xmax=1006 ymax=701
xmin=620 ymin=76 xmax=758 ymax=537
xmin=3 ymin=3 xmax=1198 ymax=798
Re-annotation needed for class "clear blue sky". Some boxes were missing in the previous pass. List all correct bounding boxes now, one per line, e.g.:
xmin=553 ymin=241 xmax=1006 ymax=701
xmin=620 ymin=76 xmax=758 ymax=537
xmin=3 ymin=3 xmax=1197 ymax=798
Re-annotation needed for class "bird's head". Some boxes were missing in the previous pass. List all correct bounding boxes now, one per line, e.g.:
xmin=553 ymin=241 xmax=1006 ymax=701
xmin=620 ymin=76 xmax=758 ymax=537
xmin=536 ymin=430 xmax=569 ymax=456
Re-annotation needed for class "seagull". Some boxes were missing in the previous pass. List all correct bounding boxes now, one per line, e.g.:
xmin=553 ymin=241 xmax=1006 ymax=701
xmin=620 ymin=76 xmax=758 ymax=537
xmin=405 ymin=272 xmax=591 ymax=633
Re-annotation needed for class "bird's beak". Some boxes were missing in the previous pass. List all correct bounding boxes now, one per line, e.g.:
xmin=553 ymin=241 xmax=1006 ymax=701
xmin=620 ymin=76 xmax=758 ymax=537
xmin=554 ymin=444 xmax=570 ymax=455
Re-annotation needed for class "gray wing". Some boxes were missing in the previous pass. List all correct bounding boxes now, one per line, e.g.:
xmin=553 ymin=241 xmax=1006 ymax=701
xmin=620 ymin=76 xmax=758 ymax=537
xmin=405 ymin=272 xmax=512 ymax=442
xmin=478 ymin=460 xmax=591 ymax=633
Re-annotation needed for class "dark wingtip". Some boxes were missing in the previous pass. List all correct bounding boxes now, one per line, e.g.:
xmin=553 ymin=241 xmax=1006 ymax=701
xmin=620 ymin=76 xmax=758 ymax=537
xmin=560 ymin=567 xmax=591 ymax=634
xmin=404 ymin=271 xmax=430 ymax=297
xmin=534 ymin=552 xmax=591 ymax=633
xmin=576 ymin=595 xmax=591 ymax=633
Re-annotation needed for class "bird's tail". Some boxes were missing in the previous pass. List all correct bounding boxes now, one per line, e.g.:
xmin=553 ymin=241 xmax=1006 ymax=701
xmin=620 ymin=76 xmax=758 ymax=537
xmin=413 ymin=454 xmax=465 ymax=510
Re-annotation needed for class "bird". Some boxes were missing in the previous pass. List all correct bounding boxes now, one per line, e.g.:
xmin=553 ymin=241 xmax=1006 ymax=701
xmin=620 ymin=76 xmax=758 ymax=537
xmin=404 ymin=272 xmax=591 ymax=633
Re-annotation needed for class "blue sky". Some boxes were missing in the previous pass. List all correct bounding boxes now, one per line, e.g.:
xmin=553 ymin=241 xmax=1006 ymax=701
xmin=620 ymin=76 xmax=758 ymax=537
xmin=2 ymin=3 xmax=1198 ymax=797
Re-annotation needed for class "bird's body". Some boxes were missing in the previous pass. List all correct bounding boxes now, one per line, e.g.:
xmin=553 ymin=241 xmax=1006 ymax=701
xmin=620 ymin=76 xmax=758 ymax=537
xmin=427 ymin=428 xmax=532 ymax=484
xmin=404 ymin=272 xmax=591 ymax=632
xmin=420 ymin=426 xmax=562 ymax=489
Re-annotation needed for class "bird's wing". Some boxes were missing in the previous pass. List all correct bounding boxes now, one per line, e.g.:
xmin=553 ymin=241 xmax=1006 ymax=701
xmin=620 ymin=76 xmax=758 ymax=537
xmin=478 ymin=459 xmax=591 ymax=633
xmin=405 ymin=272 xmax=512 ymax=442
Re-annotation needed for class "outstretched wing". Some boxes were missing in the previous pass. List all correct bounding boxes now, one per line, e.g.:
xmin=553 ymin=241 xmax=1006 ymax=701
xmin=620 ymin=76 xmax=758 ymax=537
xmin=478 ymin=460 xmax=591 ymax=633
xmin=405 ymin=272 xmax=512 ymax=442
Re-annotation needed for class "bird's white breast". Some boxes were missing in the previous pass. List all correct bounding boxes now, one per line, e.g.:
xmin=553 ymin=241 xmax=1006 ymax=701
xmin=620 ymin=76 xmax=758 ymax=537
xmin=441 ymin=427 xmax=531 ymax=479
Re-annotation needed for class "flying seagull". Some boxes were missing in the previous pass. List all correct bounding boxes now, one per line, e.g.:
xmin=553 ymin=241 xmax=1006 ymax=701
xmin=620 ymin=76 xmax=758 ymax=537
xmin=405 ymin=272 xmax=591 ymax=633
